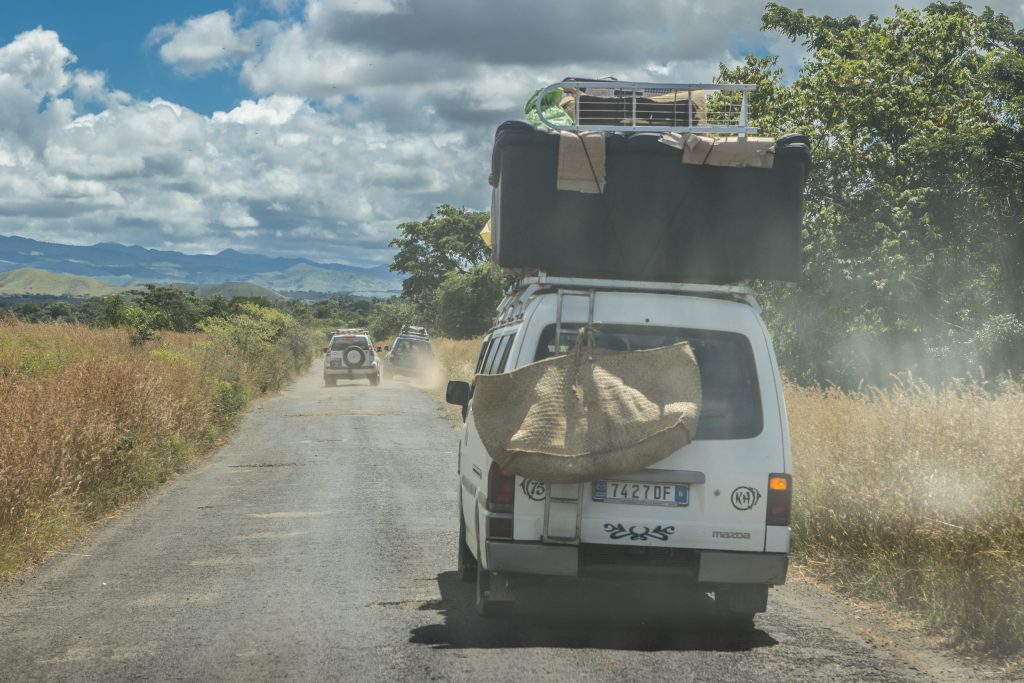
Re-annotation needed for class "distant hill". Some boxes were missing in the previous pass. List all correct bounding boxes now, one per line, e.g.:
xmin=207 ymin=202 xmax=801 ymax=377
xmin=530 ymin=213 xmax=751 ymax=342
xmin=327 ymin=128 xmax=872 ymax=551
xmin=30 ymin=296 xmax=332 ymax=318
xmin=175 ymin=282 xmax=289 ymax=302
xmin=0 ymin=268 xmax=123 ymax=297
xmin=0 ymin=235 xmax=403 ymax=297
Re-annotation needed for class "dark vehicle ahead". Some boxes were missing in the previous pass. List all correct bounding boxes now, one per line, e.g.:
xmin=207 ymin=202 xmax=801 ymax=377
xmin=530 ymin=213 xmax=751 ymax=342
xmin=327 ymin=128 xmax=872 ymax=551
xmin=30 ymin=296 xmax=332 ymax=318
xmin=385 ymin=334 xmax=433 ymax=379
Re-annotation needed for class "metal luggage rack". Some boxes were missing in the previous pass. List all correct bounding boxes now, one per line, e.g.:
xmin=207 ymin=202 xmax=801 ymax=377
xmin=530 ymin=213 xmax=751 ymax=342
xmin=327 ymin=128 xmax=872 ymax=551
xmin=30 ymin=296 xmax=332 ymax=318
xmin=490 ymin=274 xmax=758 ymax=329
xmin=534 ymin=80 xmax=757 ymax=137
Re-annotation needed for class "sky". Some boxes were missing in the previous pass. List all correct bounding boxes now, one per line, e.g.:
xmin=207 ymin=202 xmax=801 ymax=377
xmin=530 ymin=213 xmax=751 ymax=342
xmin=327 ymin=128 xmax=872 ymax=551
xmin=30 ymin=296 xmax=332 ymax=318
xmin=1 ymin=1 xmax=1023 ymax=267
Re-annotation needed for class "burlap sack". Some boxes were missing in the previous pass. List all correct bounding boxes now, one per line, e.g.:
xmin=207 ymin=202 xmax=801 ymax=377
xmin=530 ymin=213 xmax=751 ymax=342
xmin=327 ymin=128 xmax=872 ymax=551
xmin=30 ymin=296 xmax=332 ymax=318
xmin=473 ymin=338 xmax=701 ymax=483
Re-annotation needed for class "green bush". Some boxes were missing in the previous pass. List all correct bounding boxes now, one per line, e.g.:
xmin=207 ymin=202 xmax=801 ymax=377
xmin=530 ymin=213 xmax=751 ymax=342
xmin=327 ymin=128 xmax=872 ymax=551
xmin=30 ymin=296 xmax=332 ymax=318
xmin=433 ymin=263 xmax=505 ymax=339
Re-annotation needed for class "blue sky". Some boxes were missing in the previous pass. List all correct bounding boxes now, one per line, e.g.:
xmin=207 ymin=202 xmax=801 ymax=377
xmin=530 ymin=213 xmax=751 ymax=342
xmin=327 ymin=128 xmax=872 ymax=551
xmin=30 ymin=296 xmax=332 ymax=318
xmin=0 ymin=1 xmax=273 ymax=114
xmin=0 ymin=1 xmax=1021 ymax=266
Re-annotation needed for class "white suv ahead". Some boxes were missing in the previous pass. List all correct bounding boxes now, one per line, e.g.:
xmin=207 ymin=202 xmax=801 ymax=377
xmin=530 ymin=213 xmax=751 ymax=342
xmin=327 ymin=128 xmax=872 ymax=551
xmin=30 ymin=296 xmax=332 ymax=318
xmin=323 ymin=333 xmax=381 ymax=386
xmin=447 ymin=275 xmax=793 ymax=622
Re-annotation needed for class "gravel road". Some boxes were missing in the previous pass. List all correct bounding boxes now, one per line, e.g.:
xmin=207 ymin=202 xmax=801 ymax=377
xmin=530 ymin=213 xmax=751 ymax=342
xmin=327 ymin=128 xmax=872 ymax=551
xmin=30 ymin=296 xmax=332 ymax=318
xmin=0 ymin=367 xmax=981 ymax=681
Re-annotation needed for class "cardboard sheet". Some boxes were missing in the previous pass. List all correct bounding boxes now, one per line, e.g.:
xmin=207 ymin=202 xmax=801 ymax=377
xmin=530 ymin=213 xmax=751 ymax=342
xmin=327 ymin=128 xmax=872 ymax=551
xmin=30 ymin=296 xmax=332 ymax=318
xmin=557 ymin=131 xmax=606 ymax=193
xmin=660 ymin=132 xmax=776 ymax=169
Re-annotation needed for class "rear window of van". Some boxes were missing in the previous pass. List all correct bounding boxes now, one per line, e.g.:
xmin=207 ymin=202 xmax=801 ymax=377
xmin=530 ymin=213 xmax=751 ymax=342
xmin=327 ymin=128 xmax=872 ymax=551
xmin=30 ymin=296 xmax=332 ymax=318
xmin=534 ymin=324 xmax=763 ymax=440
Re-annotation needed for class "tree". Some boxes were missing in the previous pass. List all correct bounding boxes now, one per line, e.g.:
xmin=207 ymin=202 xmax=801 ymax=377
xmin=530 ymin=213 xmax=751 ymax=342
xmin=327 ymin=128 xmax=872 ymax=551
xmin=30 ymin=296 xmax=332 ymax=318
xmin=722 ymin=3 xmax=1024 ymax=386
xmin=388 ymin=205 xmax=491 ymax=298
xmin=367 ymin=298 xmax=421 ymax=342
xmin=433 ymin=263 xmax=506 ymax=339
xmin=128 ymin=285 xmax=206 ymax=333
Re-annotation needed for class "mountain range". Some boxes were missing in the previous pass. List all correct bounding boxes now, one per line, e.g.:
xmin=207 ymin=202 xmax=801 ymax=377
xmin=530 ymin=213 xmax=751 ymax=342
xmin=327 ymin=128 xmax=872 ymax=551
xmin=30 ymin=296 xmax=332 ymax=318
xmin=0 ymin=235 xmax=403 ymax=297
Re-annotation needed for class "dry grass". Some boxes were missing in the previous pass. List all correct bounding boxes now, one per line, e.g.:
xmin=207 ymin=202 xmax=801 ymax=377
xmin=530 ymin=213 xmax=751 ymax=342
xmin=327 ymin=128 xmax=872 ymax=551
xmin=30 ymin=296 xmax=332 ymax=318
xmin=0 ymin=318 xmax=313 ymax=578
xmin=431 ymin=337 xmax=481 ymax=384
xmin=430 ymin=337 xmax=482 ymax=424
xmin=428 ymin=337 xmax=1024 ymax=654
xmin=786 ymin=379 xmax=1024 ymax=654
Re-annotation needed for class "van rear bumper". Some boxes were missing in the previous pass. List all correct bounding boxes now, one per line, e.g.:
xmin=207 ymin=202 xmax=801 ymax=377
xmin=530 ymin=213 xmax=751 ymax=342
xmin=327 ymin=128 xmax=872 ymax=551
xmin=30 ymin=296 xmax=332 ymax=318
xmin=484 ymin=541 xmax=788 ymax=585
xmin=485 ymin=541 xmax=579 ymax=577
xmin=697 ymin=551 xmax=788 ymax=585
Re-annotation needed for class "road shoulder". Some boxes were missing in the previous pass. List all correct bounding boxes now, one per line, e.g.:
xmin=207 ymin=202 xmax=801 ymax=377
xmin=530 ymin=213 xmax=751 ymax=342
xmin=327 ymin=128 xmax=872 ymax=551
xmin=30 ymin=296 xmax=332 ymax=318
xmin=775 ymin=569 xmax=1022 ymax=682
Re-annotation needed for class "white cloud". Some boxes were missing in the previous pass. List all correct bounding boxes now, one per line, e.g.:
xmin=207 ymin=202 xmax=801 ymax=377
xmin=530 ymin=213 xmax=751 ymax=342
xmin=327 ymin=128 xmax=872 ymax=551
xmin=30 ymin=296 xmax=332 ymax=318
xmin=0 ymin=29 xmax=482 ymax=264
xmin=307 ymin=0 xmax=406 ymax=20
xmin=149 ymin=11 xmax=255 ymax=76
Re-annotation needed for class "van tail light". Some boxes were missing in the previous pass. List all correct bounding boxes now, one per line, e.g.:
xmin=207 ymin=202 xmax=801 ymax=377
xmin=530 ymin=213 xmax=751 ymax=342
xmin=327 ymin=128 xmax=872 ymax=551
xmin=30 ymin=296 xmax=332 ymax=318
xmin=766 ymin=473 xmax=792 ymax=526
xmin=487 ymin=463 xmax=515 ymax=513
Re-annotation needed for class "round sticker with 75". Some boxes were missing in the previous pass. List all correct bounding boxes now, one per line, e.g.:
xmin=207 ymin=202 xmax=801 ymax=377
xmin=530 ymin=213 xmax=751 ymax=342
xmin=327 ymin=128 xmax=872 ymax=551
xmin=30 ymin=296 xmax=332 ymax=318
xmin=520 ymin=479 xmax=546 ymax=501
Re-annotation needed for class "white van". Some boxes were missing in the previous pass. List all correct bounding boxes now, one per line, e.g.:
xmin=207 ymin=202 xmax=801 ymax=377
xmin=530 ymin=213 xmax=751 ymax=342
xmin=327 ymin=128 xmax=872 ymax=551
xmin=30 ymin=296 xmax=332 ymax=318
xmin=446 ymin=274 xmax=793 ymax=623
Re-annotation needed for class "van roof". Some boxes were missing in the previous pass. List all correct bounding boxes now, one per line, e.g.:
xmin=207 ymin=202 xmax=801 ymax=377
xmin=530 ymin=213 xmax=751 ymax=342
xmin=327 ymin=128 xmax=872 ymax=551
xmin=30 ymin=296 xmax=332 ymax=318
xmin=489 ymin=274 xmax=758 ymax=332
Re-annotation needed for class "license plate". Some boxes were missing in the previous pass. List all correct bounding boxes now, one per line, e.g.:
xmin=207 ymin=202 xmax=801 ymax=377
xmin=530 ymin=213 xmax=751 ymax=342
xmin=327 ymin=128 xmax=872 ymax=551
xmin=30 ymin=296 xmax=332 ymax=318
xmin=592 ymin=480 xmax=689 ymax=507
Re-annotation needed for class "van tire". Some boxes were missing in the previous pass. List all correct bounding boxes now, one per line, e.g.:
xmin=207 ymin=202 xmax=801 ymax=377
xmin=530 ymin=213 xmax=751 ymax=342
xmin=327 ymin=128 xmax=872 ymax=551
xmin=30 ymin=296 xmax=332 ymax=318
xmin=475 ymin=565 xmax=513 ymax=617
xmin=457 ymin=514 xmax=477 ymax=582
xmin=369 ymin=374 xmax=380 ymax=386
xmin=324 ymin=377 xmax=336 ymax=387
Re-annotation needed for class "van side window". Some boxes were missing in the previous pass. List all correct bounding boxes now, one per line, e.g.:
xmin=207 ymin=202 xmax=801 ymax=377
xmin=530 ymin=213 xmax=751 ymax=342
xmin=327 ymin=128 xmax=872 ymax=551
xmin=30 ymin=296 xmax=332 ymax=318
xmin=480 ymin=335 xmax=504 ymax=375
xmin=485 ymin=335 xmax=512 ymax=374
xmin=483 ymin=334 xmax=509 ymax=375
xmin=496 ymin=333 xmax=516 ymax=372
xmin=474 ymin=337 xmax=493 ymax=374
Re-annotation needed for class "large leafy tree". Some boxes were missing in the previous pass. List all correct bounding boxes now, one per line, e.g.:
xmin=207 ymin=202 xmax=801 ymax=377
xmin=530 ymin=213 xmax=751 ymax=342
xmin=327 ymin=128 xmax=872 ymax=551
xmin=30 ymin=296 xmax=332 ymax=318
xmin=724 ymin=3 xmax=1024 ymax=386
xmin=389 ymin=204 xmax=491 ymax=298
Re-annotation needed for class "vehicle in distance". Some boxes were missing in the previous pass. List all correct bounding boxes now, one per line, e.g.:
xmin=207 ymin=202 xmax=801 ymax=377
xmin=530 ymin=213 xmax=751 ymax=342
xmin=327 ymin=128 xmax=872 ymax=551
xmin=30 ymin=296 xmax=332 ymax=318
xmin=446 ymin=276 xmax=793 ymax=622
xmin=384 ymin=326 xmax=433 ymax=380
xmin=323 ymin=332 xmax=381 ymax=386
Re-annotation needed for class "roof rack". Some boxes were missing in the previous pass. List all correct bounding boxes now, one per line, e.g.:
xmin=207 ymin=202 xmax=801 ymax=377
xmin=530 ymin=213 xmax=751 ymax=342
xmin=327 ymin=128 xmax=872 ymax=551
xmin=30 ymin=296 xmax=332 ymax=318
xmin=398 ymin=324 xmax=430 ymax=339
xmin=534 ymin=80 xmax=757 ymax=137
xmin=490 ymin=274 xmax=758 ymax=329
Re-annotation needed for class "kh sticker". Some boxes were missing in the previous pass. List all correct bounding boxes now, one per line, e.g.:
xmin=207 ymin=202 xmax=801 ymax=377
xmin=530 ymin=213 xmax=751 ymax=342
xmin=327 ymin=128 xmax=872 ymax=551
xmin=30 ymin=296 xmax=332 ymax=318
xmin=730 ymin=486 xmax=762 ymax=511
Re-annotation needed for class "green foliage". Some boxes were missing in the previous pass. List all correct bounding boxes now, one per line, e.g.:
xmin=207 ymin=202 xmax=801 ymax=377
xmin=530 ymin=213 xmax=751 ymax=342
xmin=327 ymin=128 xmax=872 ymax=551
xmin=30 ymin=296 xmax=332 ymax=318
xmin=726 ymin=3 xmax=1024 ymax=386
xmin=199 ymin=303 xmax=317 ymax=393
xmin=388 ymin=204 xmax=491 ymax=298
xmin=123 ymin=305 xmax=160 ymax=346
xmin=128 ymin=284 xmax=207 ymax=333
xmin=367 ymin=298 xmax=422 ymax=342
xmin=433 ymin=263 xmax=506 ymax=339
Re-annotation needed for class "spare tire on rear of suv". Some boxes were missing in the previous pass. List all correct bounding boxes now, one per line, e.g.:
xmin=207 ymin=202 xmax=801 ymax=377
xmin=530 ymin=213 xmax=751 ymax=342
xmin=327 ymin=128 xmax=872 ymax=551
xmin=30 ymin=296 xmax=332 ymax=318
xmin=343 ymin=346 xmax=366 ymax=367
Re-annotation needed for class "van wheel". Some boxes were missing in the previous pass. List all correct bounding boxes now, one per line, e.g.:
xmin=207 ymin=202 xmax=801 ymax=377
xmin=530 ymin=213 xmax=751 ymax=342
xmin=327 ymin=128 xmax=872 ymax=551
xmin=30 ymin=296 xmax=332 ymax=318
xmin=475 ymin=565 xmax=513 ymax=617
xmin=369 ymin=374 xmax=380 ymax=386
xmin=324 ymin=377 xmax=336 ymax=387
xmin=457 ymin=514 xmax=477 ymax=582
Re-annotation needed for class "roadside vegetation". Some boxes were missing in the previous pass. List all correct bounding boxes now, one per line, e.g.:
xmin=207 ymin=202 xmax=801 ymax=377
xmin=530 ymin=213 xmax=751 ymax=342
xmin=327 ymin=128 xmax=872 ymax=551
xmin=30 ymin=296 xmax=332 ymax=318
xmin=0 ymin=305 xmax=318 ymax=578
xmin=786 ymin=380 xmax=1024 ymax=655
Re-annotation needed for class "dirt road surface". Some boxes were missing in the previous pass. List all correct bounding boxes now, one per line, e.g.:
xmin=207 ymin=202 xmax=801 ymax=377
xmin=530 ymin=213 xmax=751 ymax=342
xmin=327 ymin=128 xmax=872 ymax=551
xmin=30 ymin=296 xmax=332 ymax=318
xmin=0 ymin=367 xmax=997 ymax=681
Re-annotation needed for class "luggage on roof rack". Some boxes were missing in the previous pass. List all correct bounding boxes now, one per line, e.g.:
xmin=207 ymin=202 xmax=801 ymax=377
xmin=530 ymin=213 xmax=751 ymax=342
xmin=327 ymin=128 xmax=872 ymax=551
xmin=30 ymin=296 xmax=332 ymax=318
xmin=530 ymin=80 xmax=756 ymax=135
xmin=489 ymin=82 xmax=811 ymax=284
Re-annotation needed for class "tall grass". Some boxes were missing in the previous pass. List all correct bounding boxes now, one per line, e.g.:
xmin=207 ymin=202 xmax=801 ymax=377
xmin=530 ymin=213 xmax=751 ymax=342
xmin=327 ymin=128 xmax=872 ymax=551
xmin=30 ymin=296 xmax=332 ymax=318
xmin=0 ymin=311 xmax=317 ymax=577
xmin=430 ymin=337 xmax=482 ymax=423
xmin=431 ymin=338 xmax=1023 ymax=654
xmin=432 ymin=337 xmax=481 ymax=384
xmin=786 ymin=380 xmax=1024 ymax=654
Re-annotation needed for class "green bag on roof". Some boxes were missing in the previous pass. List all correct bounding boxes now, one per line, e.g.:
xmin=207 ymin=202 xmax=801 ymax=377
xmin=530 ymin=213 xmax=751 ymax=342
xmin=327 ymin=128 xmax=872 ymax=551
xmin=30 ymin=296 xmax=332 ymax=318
xmin=524 ymin=87 xmax=575 ymax=128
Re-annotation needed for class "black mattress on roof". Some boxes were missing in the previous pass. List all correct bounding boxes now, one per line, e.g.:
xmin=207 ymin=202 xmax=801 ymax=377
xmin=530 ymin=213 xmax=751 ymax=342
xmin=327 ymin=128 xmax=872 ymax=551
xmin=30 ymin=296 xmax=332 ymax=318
xmin=488 ymin=120 xmax=811 ymax=283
